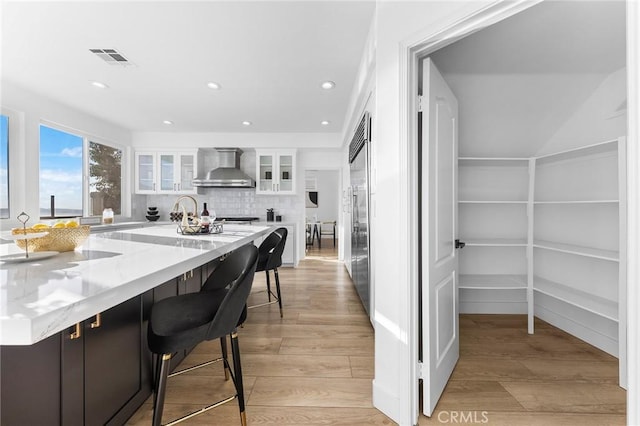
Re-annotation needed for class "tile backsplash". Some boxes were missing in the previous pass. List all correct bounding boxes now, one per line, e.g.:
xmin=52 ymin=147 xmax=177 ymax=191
xmin=135 ymin=189 xmax=301 ymax=223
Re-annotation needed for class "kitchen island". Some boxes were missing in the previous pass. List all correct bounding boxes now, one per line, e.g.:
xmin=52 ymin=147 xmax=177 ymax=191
xmin=0 ymin=223 xmax=273 ymax=425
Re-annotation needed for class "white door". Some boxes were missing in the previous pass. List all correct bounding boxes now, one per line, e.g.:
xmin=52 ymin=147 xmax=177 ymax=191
xmin=421 ymin=58 xmax=460 ymax=416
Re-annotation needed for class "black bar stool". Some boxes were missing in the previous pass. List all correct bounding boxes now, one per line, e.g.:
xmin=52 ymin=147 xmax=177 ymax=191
xmin=148 ymin=244 xmax=258 ymax=426
xmin=248 ymin=227 xmax=287 ymax=318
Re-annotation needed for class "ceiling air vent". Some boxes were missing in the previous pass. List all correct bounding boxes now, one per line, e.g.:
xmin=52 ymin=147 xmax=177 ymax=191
xmin=90 ymin=48 xmax=133 ymax=66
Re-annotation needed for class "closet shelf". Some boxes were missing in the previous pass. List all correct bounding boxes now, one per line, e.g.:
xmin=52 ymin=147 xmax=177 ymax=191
xmin=534 ymin=200 xmax=618 ymax=204
xmin=533 ymin=276 xmax=618 ymax=322
xmin=465 ymin=238 xmax=527 ymax=247
xmin=459 ymin=200 xmax=528 ymax=204
xmin=535 ymin=139 xmax=618 ymax=164
xmin=459 ymin=274 xmax=527 ymax=290
xmin=459 ymin=157 xmax=529 ymax=166
xmin=533 ymin=240 xmax=619 ymax=261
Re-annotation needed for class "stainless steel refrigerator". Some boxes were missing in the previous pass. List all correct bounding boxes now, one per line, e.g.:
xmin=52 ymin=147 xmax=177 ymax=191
xmin=349 ymin=112 xmax=371 ymax=317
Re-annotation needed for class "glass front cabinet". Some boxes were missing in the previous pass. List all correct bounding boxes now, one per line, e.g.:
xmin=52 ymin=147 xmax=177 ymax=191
xmin=256 ymin=149 xmax=296 ymax=195
xmin=134 ymin=151 xmax=197 ymax=194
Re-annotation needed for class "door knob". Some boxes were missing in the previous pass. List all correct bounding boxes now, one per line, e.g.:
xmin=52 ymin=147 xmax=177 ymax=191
xmin=455 ymin=239 xmax=466 ymax=249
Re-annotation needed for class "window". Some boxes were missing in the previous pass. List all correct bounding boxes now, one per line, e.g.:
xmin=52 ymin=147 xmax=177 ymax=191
xmin=39 ymin=126 xmax=83 ymax=218
xmin=89 ymin=141 xmax=122 ymax=215
xmin=39 ymin=124 xmax=123 ymax=218
xmin=0 ymin=115 xmax=8 ymax=219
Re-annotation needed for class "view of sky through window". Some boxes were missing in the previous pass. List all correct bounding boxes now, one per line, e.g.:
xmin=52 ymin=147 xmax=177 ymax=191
xmin=0 ymin=115 xmax=8 ymax=218
xmin=39 ymin=125 xmax=83 ymax=217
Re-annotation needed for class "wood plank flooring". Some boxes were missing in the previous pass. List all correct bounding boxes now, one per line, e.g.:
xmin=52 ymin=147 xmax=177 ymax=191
xmin=127 ymin=242 xmax=625 ymax=425
xmin=419 ymin=315 xmax=626 ymax=425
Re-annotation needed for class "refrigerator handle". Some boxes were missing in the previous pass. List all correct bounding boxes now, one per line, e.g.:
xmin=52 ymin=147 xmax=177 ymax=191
xmin=352 ymin=188 xmax=358 ymax=228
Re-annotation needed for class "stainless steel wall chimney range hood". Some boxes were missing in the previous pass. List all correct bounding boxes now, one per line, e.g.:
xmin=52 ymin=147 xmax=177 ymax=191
xmin=192 ymin=148 xmax=256 ymax=188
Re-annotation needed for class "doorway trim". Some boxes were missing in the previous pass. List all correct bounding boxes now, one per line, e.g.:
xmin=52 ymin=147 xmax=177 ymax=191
xmin=399 ymin=0 xmax=639 ymax=424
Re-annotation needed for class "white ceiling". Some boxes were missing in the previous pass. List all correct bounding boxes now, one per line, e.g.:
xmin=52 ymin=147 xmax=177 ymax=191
xmin=1 ymin=1 xmax=375 ymax=133
xmin=1 ymin=0 xmax=627 ymax=139
xmin=429 ymin=0 xmax=627 ymax=157
xmin=431 ymin=0 xmax=626 ymax=75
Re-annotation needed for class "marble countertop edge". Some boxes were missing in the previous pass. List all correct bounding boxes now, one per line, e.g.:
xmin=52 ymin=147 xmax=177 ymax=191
xmin=1 ymin=224 xmax=274 ymax=345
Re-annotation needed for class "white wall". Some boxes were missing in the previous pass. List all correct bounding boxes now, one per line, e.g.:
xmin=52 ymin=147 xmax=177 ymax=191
xmin=339 ymin=13 xmax=376 ymax=278
xmin=539 ymin=66 xmax=627 ymax=155
xmin=626 ymin=1 xmax=640 ymax=421
xmin=371 ymin=2 xmax=495 ymax=424
xmin=0 ymin=81 xmax=132 ymax=229
xmin=131 ymin=131 xmax=341 ymax=149
xmin=435 ymin=72 xmax=610 ymax=157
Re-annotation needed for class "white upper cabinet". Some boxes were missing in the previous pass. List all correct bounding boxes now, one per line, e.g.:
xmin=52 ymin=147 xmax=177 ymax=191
xmin=135 ymin=152 xmax=156 ymax=194
xmin=255 ymin=149 xmax=296 ymax=195
xmin=135 ymin=151 xmax=197 ymax=194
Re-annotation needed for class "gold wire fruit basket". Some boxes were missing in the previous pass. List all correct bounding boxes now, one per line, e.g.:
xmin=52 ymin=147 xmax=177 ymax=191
xmin=12 ymin=226 xmax=91 ymax=252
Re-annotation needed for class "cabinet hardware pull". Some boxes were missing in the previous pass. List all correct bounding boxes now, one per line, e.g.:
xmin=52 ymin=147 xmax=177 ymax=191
xmin=70 ymin=323 xmax=82 ymax=339
xmin=90 ymin=313 xmax=102 ymax=329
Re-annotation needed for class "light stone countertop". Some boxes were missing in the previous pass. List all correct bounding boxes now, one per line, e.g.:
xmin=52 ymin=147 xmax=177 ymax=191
xmin=0 ymin=223 xmax=274 ymax=345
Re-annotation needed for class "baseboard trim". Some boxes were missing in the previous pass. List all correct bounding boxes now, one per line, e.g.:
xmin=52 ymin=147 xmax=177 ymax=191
xmin=535 ymin=302 xmax=618 ymax=357
xmin=460 ymin=301 xmax=527 ymax=314
xmin=373 ymin=379 xmax=404 ymax=424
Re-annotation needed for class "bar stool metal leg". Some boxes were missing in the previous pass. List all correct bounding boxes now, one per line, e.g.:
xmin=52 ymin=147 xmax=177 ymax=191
xmin=274 ymin=268 xmax=283 ymax=318
xmin=152 ymin=353 xmax=172 ymax=426
xmin=265 ymin=271 xmax=272 ymax=302
xmin=230 ymin=331 xmax=247 ymax=426
xmin=220 ymin=336 xmax=230 ymax=380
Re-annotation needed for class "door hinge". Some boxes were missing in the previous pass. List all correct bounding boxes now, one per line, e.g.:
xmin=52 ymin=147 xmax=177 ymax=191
xmin=417 ymin=95 xmax=424 ymax=113
xmin=417 ymin=361 xmax=426 ymax=380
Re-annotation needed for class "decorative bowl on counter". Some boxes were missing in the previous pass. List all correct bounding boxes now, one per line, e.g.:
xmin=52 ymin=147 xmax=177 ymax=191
xmin=146 ymin=207 xmax=160 ymax=222
xmin=12 ymin=225 xmax=90 ymax=252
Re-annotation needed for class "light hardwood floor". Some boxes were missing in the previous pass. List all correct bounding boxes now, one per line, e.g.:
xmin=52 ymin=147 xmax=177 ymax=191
xmin=127 ymin=240 xmax=625 ymax=425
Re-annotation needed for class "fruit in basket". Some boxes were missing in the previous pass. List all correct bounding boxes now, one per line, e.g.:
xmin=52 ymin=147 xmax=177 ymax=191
xmin=33 ymin=223 xmax=51 ymax=229
xmin=65 ymin=220 xmax=79 ymax=228
xmin=52 ymin=222 xmax=66 ymax=228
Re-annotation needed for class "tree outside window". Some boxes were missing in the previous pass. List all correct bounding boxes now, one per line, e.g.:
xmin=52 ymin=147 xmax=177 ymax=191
xmin=89 ymin=141 xmax=121 ymax=215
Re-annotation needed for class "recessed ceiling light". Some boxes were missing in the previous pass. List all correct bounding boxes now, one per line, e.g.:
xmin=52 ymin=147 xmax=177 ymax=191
xmin=321 ymin=120 xmax=330 ymax=126
xmin=207 ymin=82 xmax=221 ymax=90
xmin=242 ymin=121 xmax=252 ymax=126
xmin=163 ymin=120 xmax=173 ymax=125
xmin=321 ymin=81 xmax=335 ymax=90
xmin=91 ymin=81 xmax=108 ymax=89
